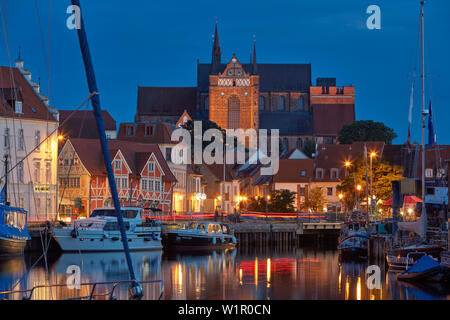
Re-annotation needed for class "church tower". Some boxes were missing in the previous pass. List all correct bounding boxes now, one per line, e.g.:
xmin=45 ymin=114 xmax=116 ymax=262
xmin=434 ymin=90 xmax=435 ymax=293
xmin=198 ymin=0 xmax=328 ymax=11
xmin=209 ymin=54 xmax=259 ymax=131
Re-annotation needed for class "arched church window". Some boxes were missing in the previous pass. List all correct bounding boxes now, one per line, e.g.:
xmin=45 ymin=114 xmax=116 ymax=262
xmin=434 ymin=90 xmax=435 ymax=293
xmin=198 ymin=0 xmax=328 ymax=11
xmin=228 ymin=95 xmax=240 ymax=129
xmin=259 ymin=96 xmax=265 ymax=111
xmin=296 ymin=138 xmax=303 ymax=149
xmin=278 ymin=96 xmax=285 ymax=111
xmin=298 ymin=96 xmax=304 ymax=111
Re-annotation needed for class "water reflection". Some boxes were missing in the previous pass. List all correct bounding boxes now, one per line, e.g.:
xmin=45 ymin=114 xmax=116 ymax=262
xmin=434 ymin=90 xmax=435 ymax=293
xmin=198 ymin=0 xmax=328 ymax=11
xmin=0 ymin=245 xmax=449 ymax=300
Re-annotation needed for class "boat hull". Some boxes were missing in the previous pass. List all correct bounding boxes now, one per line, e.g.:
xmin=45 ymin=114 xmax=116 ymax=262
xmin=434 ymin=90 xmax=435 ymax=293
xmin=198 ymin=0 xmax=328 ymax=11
xmin=52 ymin=229 xmax=163 ymax=252
xmin=387 ymin=246 xmax=444 ymax=270
xmin=0 ymin=236 xmax=27 ymax=257
xmin=164 ymin=232 xmax=236 ymax=251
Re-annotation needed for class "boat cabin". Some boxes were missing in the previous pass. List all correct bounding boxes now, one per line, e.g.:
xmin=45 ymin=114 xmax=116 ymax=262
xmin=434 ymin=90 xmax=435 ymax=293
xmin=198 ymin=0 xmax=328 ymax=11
xmin=178 ymin=221 xmax=232 ymax=235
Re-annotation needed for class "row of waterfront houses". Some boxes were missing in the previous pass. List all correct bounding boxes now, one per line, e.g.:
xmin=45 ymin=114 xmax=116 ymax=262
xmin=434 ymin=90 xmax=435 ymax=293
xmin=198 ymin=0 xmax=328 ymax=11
xmin=1 ymin=58 xmax=449 ymax=221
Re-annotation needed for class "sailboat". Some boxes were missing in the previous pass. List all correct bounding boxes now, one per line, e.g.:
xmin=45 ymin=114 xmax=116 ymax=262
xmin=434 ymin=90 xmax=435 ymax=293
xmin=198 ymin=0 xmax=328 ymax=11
xmin=386 ymin=1 xmax=446 ymax=271
xmin=0 ymin=155 xmax=31 ymax=257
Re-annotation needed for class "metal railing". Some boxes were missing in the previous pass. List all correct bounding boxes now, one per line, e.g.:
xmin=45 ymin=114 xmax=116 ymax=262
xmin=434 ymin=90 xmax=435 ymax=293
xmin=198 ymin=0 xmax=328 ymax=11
xmin=0 ymin=279 xmax=164 ymax=301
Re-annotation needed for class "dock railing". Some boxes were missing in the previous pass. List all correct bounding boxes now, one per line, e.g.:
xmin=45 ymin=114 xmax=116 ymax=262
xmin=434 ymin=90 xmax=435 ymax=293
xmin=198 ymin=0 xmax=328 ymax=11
xmin=0 ymin=279 xmax=164 ymax=301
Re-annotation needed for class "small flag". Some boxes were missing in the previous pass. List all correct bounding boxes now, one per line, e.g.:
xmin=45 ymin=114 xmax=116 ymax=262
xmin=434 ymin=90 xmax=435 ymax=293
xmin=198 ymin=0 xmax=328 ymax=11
xmin=427 ymin=100 xmax=436 ymax=147
xmin=0 ymin=184 xmax=6 ymax=204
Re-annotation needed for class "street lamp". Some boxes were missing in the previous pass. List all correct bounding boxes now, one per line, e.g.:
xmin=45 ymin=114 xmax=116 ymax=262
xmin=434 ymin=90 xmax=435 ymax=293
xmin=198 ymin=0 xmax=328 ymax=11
xmin=369 ymin=152 xmax=376 ymax=215
xmin=356 ymin=185 xmax=362 ymax=209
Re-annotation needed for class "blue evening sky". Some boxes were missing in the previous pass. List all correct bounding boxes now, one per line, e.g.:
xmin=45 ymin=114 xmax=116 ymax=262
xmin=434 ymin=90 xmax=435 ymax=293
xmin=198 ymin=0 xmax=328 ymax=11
xmin=2 ymin=0 xmax=449 ymax=144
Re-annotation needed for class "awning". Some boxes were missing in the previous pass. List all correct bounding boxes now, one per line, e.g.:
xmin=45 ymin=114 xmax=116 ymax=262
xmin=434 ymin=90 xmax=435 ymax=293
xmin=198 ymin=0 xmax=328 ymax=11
xmin=383 ymin=195 xmax=423 ymax=206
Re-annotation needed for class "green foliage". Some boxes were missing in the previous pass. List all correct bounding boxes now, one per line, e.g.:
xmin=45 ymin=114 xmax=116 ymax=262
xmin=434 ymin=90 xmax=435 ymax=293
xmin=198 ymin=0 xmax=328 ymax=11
xmin=336 ymin=157 xmax=404 ymax=211
xmin=301 ymin=187 xmax=325 ymax=212
xmin=302 ymin=139 xmax=316 ymax=158
xmin=338 ymin=120 xmax=397 ymax=145
xmin=247 ymin=189 xmax=297 ymax=213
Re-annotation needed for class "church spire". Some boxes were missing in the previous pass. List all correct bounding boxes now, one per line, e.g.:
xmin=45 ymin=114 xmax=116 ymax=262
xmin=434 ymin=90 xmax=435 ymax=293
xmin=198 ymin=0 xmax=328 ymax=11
xmin=211 ymin=23 xmax=221 ymax=74
xmin=252 ymin=40 xmax=258 ymax=75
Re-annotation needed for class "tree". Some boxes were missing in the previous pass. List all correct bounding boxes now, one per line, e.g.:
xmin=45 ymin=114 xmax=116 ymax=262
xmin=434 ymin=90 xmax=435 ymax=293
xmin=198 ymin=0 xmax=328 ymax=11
xmin=301 ymin=187 xmax=325 ymax=212
xmin=336 ymin=157 xmax=404 ymax=211
xmin=302 ymin=139 xmax=316 ymax=158
xmin=247 ymin=189 xmax=297 ymax=213
xmin=338 ymin=120 xmax=397 ymax=145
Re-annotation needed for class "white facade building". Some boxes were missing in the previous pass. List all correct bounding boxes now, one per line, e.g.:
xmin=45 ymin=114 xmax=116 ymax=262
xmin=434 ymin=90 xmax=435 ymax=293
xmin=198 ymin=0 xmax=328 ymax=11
xmin=0 ymin=60 xmax=59 ymax=221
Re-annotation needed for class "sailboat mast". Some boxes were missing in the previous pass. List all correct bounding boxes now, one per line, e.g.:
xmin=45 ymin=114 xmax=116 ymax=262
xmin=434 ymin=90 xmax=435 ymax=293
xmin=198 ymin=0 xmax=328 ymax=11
xmin=70 ymin=0 xmax=140 ymax=293
xmin=421 ymin=1 xmax=425 ymax=202
xmin=420 ymin=1 xmax=427 ymax=240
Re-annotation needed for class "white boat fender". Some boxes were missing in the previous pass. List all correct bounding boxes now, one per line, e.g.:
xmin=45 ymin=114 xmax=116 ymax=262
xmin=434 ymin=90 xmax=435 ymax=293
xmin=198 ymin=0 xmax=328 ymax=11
xmin=212 ymin=237 xmax=217 ymax=245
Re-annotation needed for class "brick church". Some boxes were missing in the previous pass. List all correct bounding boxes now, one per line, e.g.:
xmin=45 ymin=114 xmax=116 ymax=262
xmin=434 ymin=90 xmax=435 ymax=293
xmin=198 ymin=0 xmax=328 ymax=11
xmin=135 ymin=24 xmax=356 ymax=150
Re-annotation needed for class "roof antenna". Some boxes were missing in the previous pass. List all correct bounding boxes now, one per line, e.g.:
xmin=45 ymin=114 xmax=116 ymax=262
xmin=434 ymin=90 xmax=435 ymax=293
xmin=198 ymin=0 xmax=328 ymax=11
xmin=18 ymin=46 xmax=22 ymax=61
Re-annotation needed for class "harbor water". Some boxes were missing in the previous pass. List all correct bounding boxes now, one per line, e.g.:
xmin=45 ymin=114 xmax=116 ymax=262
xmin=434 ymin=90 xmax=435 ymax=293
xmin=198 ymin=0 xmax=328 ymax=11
xmin=0 ymin=244 xmax=449 ymax=300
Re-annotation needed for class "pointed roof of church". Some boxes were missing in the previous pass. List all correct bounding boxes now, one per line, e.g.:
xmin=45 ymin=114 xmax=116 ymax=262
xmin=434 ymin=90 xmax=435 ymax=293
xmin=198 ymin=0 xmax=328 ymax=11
xmin=210 ymin=23 xmax=222 ymax=74
xmin=252 ymin=42 xmax=258 ymax=75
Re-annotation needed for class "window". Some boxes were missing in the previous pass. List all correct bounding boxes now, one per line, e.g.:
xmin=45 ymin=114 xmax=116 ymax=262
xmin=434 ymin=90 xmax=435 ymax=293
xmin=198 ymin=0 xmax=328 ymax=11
xmin=298 ymin=96 xmax=304 ymax=110
xmin=18 ymin=161 xmax=24 ymax=183
xmin=148 ymin=162 xmax=155 ymax=173
xmin=316 ymin=169 xmax=323 ymax=179
xmin=165 ymin=148 xmax=172 ymax=162
xmin=205 ymin=97 xmax=209 ymax=111
xmin=145 ymin=125 xmax=154 ymax=136
xmin=300 ymin=187 xmax=306 ymax=196
xmin=142 ymin=179 xmax=148 ymax=191
xmin=69 ymin=177 xmax=80 ymax=188
xmin=15 ymin=101 xmax=23 ymax=114
xmin=4 ymin=128 xmax=9 ymax=148
xmin=149 ymin=180 xmax=154 ymax=191
xmin=34 ymin=162 xmax=41 ymax=183
xmin=36 ymin=198 xmax=41 ymax=211
xmin=155 ymin=181 xmax=161 ymax=192
xmin=35 ymin=131 xmax=41 ymax=151
xmin=259 ymin=96 xmax=265 ymax=111
xmin=300 ymin=170 xmax=306 ymax=177
xmin=46 ymin=198 xmax=51 ymax=211
xmin=18 ymin=129 xmax=24 ymax=150
xmin=296 ymin=138 xmax=303 ymax=149
xmin=331 ymin=169 xmax=339 ymax=179
xmin=18 ymin=198 xmax=24 ymax=208
xmin=114 ymin=160 xmax=122 ymax=170
xmin=327 ymin=187 xmax=333 ymax=196
xmin=45 ymin=162 xmax=51 ymax=183
xmin=122 ymin=178 xmax=128 ymax=189
xmin=278 ymin=96 xmax=285 ymax=111
xmin=425 ymin=168 xmax=433 ymax=178
xmin=126 ymin=125 xmax=135 ymax=136
xmin=227 ymin=95 xmax=240 ymax=129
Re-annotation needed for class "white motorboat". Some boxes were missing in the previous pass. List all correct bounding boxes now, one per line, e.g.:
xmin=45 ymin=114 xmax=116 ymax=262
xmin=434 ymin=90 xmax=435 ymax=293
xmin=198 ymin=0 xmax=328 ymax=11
xmin=164 ymin=221 xmax=237 ymax=251
xmin=52 ymin=207 xmax=162 ymax=252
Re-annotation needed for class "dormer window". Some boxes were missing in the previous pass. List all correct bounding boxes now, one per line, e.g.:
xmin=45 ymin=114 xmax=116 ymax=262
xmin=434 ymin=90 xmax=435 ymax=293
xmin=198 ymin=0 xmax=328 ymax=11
xmin=300 ymin=170 xmax=306 ymax=177
xmin=126 ymin=125 xmax=135 ymax=136
xmin=316 ymin=168 xmax=324 ymax=179
xmin=15 ymin=101 xmax=23 ymax=114
xmin=145 ymin=125 xmax=154 ymax=136
xmin=425 ymin=168 xmax=433 ymax=178
xmin=330 ymin=168 xmax=339 ymax=179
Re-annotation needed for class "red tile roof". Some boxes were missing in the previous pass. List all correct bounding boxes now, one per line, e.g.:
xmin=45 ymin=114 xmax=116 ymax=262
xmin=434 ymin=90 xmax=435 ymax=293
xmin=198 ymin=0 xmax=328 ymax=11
xmin=117 ymin=122 xmax=174 ymax=144
xmin=272 ymin=159 xmax=314 ymax=183
xmin=58 ymin=110 xmax=116 ymax=139
xmin=0 ymin=67 xmax=57 ymax=122
xmin=66 ymin=138 xmax=176 ymax=182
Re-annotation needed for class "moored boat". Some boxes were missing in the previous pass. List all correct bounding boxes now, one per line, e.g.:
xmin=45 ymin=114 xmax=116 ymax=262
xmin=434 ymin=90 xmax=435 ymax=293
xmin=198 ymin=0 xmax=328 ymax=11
xmin=164 ymin=221 xmax=237 ymax=250
xmin=0 ymin=204 xmax=30 ymax=257
xmin=52 ymin=207 xmax=162 ymax=252
xmin=338 ymin=220 xmax=369 ymax=259
xmin=397 ymin=254 xmax=450 ymax=283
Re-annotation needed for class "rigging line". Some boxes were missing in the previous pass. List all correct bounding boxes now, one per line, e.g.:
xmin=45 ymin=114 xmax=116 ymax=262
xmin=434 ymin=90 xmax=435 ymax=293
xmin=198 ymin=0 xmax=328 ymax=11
xmin=1 ymin=93 xmax=95 ymax=179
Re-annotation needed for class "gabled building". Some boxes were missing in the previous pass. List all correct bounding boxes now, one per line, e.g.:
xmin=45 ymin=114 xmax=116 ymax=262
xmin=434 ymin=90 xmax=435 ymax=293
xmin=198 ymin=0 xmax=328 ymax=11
xmin=0 ymin=59 xmax=59 ymax=221
xmin=57 ymin=138 xmax=176 ymax=220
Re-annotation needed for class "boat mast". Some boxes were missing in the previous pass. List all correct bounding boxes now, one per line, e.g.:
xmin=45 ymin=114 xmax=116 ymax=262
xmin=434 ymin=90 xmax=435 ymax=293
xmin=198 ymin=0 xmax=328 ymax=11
xmin=4 ymin=154 xmax=7 ymax=205
xmin=420 ymin=1 xmax=427 ymax=240
xmin=70 ymin=0 xmax=142 ymax=298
